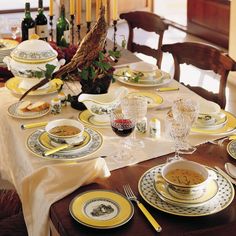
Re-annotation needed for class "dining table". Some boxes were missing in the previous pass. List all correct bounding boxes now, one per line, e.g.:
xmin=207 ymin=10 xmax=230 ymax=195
xmin=0 ymin=42 xmax=236 ymax=236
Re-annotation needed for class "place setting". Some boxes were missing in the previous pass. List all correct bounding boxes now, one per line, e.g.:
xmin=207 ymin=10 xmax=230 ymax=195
xmin=114 ymin=61 xmax=172 ymax=87
xmin=26 ymin=118 xmax=103 ymax=161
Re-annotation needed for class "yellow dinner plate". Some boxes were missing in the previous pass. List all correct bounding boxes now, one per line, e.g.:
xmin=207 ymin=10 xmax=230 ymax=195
xmin=191 ymin=110 xmax=236 ymax=135
xmin=0 ymin=39 xmax=19 ymax=50
xmin=38 ymin=130 xmax=91 ymax=153
xmin=69 ymin=190 xmax=134 ymax=229
xmin=127 ymin=91 xmax=163 ymax=109
xmin=5 ymin=77 xmax=63 ymax=96
xmin=153 ymin=175 xmax=218 ymax=207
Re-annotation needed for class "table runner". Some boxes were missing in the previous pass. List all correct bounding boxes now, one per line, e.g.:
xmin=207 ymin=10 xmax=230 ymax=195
xmin=0 ymin=78 xmax=231 ymax=236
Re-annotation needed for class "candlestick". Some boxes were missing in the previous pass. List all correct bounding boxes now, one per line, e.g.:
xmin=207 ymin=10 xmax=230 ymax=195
xmin=76 ymin=0 xmax=81 ymax=25
xmin=102 ymin=0 xmax=108 ymax=22
xmin=86 ymin=21 xmax=91 ymax=33
xmin=70 ymin=0 xmax=75 ymax=15
xmin=49 ymin=15 xmax=54 ymax=41
xmin=113 ymin=20 xmax=118 ymax=52
xmin=86 ymin=0 xmax=92 ymax=22
xmin=70 ymin=14 xmax=75 ymax=45
xmin=96 ymin=0 xmax=102 ymax=20
xmin=77 ymin=24 xmax=81 ymax=44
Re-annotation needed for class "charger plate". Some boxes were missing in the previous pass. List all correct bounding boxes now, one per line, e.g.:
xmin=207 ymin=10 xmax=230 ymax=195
xmin=38 ymin=130 xmax=91 ymax=154
xmin=69 ymin=190 xmax=134 ymax=229
xmin=78 ymin=110 xmax=110 ymax=128
xmin=26 ymin=127 xmax=103 ymax=161
xmin=138 ymin=164 xmax=234 ymax=217
xmin=153 ymin=175 xmax=218 ymax=208
xmin=5 ymin=77 xmax=63 ymax=96
xmin=227 ymin=140 xmax=236 ymax=160
xmin=7 ymin=101 xmax=50 ymax=119
xmin=114 ymin=68 xmax=172 ymax=88
xmin=191 ymin=111 xmax=236 ymax=135
xmin=127 ymin=92 xmax=163 ymax=109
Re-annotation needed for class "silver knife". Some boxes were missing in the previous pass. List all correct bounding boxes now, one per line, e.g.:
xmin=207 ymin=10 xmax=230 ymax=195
xmin=214 ymin=166 xmax=236 ymax=185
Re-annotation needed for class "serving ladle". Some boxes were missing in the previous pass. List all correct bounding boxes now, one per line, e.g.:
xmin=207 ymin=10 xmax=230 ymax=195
xmin=225 ymin=162 xmax=236 ymax=179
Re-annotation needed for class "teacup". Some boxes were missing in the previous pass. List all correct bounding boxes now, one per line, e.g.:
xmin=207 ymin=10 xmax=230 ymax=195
xmin=45 ymin=119 xmax=84 ymax=144
xmin=161 ymin=160 xmax=209 ymax=199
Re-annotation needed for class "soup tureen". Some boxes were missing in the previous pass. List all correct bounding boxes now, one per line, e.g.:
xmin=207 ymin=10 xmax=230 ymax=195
xmin=3 ymin=39 xmax=65 ymax=89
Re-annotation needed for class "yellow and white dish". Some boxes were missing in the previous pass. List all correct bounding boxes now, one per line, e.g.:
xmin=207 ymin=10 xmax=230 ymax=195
xmin=26 ymin=127 xmax=103 ymax=161
xmin=191 ymin=111 xmax=236 ymax=135
xmin=227 ymin=140 xmax=236 ymax=160
xmin=5 ymin=77 xmax=63 ymax=96
xmin=0 ymin=39 xmax=19 ymax=51
xmin=127 ymin=91 xmax=163 ymax=109
xmin=153 ymin=175 xmax=218 ymax=207
xmin=78 ymin=110 xmax=110 ymax=128
xmin=69 ymin=190 xmax=134 ymax=229
xmin=138 ymin=165 xmax=234 ymax=217
xmin=114 ymin=67 xmax=172 ymax=88
xmin=7 ymin=101 xmax=50 ymax=119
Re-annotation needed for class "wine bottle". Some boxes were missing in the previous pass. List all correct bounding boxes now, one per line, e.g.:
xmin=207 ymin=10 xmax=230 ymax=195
xmin=35 ymin=0 xmax=48 ymax=41
xmin=21 ymin=2 xmax=35 ymax=41
xmin=56 ymin=4 xmax=70 ymax=47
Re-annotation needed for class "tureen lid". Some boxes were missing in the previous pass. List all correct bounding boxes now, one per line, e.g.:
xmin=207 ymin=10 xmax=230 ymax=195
xmin=10 ymin=39 xmax=58 ymax=63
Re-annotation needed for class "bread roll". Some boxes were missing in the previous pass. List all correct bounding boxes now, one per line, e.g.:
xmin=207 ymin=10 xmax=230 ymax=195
xmin=18 ymin=101 xmax=32 ymax=112
xmin=27 ymin=101 xmax=50 ymax=112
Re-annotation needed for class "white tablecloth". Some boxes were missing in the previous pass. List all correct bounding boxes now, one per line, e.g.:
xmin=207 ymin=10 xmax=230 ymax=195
xmin=0 ymin=77 xmax=229 ymax=236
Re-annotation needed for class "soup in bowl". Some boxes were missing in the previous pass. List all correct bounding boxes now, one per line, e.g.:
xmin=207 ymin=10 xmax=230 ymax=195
xmin=161 ymin=160 xmax=209 ymax=199
xmin=45 ymin=119 xmax=84 ymax=144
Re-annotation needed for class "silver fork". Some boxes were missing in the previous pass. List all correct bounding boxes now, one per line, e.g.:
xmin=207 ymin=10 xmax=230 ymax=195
xmin=123 ymin=184 xmax=162 ymax=232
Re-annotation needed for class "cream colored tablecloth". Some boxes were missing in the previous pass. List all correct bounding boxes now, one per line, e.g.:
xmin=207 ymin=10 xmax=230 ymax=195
xmin=0 ymin=77 xmax=230 ymax=236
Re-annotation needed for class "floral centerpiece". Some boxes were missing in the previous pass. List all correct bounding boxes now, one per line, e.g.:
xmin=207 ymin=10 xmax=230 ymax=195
xmin=20 ymin=6 xmax=120 ymax=110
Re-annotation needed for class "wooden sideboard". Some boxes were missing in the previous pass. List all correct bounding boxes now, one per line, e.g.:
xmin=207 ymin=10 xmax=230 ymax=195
xmin=187 ymin=0 xmax=230 ymax=48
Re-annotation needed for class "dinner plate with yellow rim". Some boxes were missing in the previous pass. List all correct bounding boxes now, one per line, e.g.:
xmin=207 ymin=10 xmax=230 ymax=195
xmin=7 ymin=101 xmax=50 ymax=119
xmin=114 ymin=68 xmax=172 ymax=88
xmin=69 ymin=190 xmax=134 ymax=229
xmin=227 ymin=140 xmax=236 ymax=160
xmin=0 ymin=39 xmax=19 ymax=51
xmin=38 ymin=130 xmax=91 ymax=154
xmin=153 ymin=175 xmax=218 ymax=208
xmin=26 ymin=127 xmax=103 ymax=161
xmin=191 ymin=110 xmax=236 ymax=135
xmin=5 ymin=77 xmax=63 ymax=96
xmin=127 ymin=91 xmax=163 ymax=109
xmin=78 ymin=110 xmax=110 ymax=128
xmin=138 ymin=164 xmax=234 ymax=217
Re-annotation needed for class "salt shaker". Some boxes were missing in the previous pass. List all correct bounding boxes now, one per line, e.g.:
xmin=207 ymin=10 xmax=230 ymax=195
xmin=136 ymin=117 xmax=147 ymax=133
xmin=51 ymin=98 xmax=61 ymax=114
xmin=58 ymin=92 xmax=67 ymax=106
xmin=149 ymin=118 xmax=161 ymax=138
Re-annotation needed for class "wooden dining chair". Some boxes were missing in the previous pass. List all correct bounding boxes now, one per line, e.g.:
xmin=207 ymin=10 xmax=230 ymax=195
xmin=161 ymin=42 xmax=236 ymax=109
xmin=120 ymin=11 xmax=168 ymax=69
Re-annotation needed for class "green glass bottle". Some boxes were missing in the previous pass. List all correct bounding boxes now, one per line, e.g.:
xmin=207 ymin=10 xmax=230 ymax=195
xmin=21 ymin=2 xmax=35 ymax=41
xmin=35 ymin=0 xmax=48 ymax=41
xmin=56 ymin=4 xmax=70 ymax=47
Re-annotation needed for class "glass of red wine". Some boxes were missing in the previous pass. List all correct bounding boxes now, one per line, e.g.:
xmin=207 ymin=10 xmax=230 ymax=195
xmin=110 ymin=108 xmax=136 ymax=164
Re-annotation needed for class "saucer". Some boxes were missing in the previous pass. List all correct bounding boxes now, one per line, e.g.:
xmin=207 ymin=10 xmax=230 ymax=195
xmin=26 ymin=127 xmax=103 ymax=161
xmin=153 ymin=175 xmax=218 ymax=207
xmin=69 ymin=190 xmax=134 ymax=229
xmin=127 ymin=92 xmax=163 ymax=109
xmin=138 ymin=164 xmax=234 ymax=217
xmin=5 ymin=77 xmax=63 ymax=96
xmin=38 ymin=130 xmax=91 ymax=154
xmin=78 ymin=110 xmax=110 ymax=127
xmin=7 ymin=101 xmax=50 ymax=119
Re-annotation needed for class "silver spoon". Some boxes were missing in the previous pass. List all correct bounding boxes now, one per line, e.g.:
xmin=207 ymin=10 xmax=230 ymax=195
xmin=225 ymin=162 xmax=236 ymax=179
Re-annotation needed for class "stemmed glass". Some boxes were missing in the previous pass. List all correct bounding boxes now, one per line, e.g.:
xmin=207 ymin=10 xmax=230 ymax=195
xmin=121 ymin=96 xmax=147 ymax=147
xmin=110 ymin=108 xmax=136 ymax=165
xmin=8 ymin=19 xmax=20 ymax=40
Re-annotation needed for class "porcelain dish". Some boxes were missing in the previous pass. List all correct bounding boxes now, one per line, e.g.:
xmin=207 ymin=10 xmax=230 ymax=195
xmin=3 ymin=39 xmax=65 ymax=89
xmin=138 ymin=164 xmax=234 ymax=217
xmin=78 ymin=87 xmax=128 ymax=122
xmin=69 ymin=190 xmax=134 ymax=229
